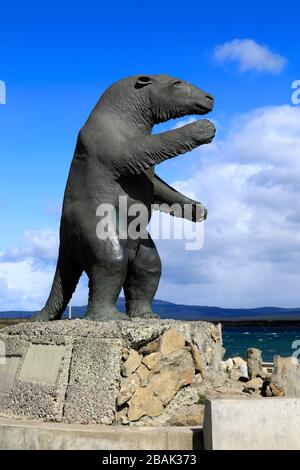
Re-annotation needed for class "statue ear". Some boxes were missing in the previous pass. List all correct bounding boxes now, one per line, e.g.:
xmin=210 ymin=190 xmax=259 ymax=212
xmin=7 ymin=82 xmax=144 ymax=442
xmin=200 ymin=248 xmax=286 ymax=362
xmin=134 ymin=76 xmax=153 ymax=89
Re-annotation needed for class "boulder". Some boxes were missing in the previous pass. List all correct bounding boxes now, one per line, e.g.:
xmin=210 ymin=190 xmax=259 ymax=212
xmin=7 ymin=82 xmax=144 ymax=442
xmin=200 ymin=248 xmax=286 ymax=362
xmin=187 ymin=342 xmax=206 ymax=378
xmin=169 ymin=404 xmax=205 ymax=426
xmin=142 ymin=352 xmax=162 ymax=370
xmin=269 ymin=382 xmax=285 ymax=397
xmin=247 ymin=348 xmax=263 ymax=379
xmin=121 ymin=349 xmax=142 ymax=377
xmin=223 ymin=358 xmax=234 ymax=371
xmin=139 ymin=337 xmax=160 ymax=355
xmin=205 ymin=347 xmax=213 ymax=365
xmin=246 ymin=377 xmax=263 ymax=389
xmin=211 ymin=323 xmax=222 ymax=342
xmin=127 ymin=387 xmax=163 ymax=421
xmin=243 ymin=377 xmax=263 ymax=393
xmin=271 ymin=355 xmax=300 ymax=397
xmin=159 ymin=328 xmax=186 ymax=354
xmin=262 ymin=367 xmax=271 ymax=376
xmin=149 ymin=349 xmax=195 ymax=405
xmin=233 ymin=357 xmax=246 ymax=368
xmin=135 ymin=364 xmax=150 ymax=385
xmin=122 ymin=348 xmax=130 ymax=360
xmin=117 ymin=373 xmax=140 ymax=406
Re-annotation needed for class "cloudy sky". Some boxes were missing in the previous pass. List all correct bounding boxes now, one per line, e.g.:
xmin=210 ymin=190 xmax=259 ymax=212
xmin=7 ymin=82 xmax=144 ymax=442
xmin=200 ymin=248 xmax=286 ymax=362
xmin=0 ymin=1 xmax=300 ymax=310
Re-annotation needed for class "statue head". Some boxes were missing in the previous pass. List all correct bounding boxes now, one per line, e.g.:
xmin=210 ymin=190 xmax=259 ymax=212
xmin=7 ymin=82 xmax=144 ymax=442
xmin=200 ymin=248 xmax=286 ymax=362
xmin=99 ymin=74 xmax=214 ymax=127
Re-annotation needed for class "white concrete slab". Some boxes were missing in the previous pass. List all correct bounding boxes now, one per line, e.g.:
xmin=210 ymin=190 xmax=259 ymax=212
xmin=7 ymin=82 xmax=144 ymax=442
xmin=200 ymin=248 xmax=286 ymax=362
xmin=203 ymin=398 xmax=300 ymax=450
xmin=0 ymin=418 xmax=203 ymax=450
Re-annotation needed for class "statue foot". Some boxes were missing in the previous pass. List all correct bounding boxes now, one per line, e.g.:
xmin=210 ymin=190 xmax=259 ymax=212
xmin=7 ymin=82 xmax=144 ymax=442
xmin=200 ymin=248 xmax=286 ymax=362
xmin=84 ymin=307 xmax=129 ymax=322
xmin=30 ymin=309 xmax=54 ymax=322
xmin=126 ymin=300 xmax=160 ymax=320
xmin=129 ymin=311 xmax=160 ymax=320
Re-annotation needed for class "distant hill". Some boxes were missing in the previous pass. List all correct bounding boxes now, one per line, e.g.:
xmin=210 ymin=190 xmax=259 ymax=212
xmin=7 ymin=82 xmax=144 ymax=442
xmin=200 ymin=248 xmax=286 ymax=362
xmin=1 ymin=298 xmax=300 ymax=323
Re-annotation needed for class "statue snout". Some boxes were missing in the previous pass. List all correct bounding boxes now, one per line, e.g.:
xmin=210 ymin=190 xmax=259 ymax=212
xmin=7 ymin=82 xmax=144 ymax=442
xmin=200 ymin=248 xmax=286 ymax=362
xmin=194 ymin=90 xmax=214 ymax=114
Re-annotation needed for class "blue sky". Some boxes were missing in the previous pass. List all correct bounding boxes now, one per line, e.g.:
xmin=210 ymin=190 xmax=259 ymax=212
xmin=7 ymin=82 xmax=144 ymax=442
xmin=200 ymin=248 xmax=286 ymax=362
xmin=1 ymin=1 xmax=300 ymax=310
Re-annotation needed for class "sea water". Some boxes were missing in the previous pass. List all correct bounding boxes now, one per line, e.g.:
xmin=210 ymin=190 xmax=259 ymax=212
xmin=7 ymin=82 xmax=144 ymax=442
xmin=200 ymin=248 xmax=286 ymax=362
xmin=222 ymin=326 xmax=300 ymax=362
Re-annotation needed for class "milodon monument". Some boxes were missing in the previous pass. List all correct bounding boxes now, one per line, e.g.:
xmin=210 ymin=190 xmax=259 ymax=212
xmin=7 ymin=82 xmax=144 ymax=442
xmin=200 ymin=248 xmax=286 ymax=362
xmin=0 ymin=76 xmax=227 ymax=445
xmin=31 ymin=74 xmax=216 ymax=322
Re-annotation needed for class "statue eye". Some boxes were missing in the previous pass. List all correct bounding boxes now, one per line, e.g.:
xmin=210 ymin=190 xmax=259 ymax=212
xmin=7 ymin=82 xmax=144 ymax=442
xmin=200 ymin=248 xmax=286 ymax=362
xmin=173 ymin=81 xmax=181 ymax=87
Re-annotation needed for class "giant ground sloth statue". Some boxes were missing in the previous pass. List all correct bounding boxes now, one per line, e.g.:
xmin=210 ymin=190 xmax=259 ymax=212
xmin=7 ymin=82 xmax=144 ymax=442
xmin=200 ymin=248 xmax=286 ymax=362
xmin=32 ymin=75 xmax=215 ymax=322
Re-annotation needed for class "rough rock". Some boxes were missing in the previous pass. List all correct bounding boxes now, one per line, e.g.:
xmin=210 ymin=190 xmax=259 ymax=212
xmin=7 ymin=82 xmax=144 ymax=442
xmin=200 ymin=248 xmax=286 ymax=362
xmin=243 ymin=377 xmax=263 ymax=393
xmin=188 ymin=342 xmax=206 ymax=378
xmin=193 ymin=373 xmax=204 ymax=386
xmin=62 ymin=338 xmax=122 ymax=424
xmin=169 ymin=404 xmax=205 ymax=426
xmin=117 ymin=373 xmax=140 ymax=406
xmin=247 ymin=348 xmax=263 ymax=379
xmin=211 ymin=323 xmax=222 ymax=342
xmin=116 ymin=406 xmax=130 ymax=425
xmin=223 ymin=358 xmax=234 ymax=371
xmin=135 ymin=364 xmax=150 ymax=385
xmin=205 ymin=347 xmax=213 ymax=365
xmin=262 ymin=367 xmax=271 ymax=376
xmin=247 ymin=377 xmax=263 ymax=389
xmin=233 ymin=357 xmax=246 ymax=368
xmin=149 ymin=349 xmax=195 ymax=405
xmin=159 ymin=328 xmax=185 ymax=354
xmin=139 ymin=337 xmax=160 ymax=355
xmin=269 ymin=382 xmax=285 ymax=397
xmin=271 ymin=355 xmax=300 ymax=397
xmin=121 ymin=350 xmax=142 ymax=377
xmin=127 ymin=387 xmax=163 ymax=421
xmin=122 ymin=348 xmax=130 ymax=360
xmin=142 ymin=352 xmax=162 ymax=370
xmin=134 ymin=385 xmax=202 ymax=427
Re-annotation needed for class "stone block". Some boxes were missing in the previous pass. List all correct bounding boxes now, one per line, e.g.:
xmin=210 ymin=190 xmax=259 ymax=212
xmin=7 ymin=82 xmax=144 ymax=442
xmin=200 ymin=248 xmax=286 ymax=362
xmin=271 ymin=355 xmax=300 ymax=397
xmin=63 ymin=338 xmax=122 ymax=424
xmin=204 ymin=398 xmax=300 ymax=450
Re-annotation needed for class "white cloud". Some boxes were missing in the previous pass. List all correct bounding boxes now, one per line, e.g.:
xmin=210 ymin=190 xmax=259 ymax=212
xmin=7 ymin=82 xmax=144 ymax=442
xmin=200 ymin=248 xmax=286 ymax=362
xmin=213 ymin=39 xmax=286 ymax=74
xmin=0 ymin=230 xmax=88 ymax=311
xmin=154 ymin=105 xmax=300 ymax=308
xmin=1 ymin=230 xmax=59 ymax=263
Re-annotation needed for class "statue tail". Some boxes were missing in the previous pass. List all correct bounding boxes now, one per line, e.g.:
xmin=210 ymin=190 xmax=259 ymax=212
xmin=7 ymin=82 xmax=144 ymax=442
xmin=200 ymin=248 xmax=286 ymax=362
xmin=31 ymin=246 xmax=83 ymax=321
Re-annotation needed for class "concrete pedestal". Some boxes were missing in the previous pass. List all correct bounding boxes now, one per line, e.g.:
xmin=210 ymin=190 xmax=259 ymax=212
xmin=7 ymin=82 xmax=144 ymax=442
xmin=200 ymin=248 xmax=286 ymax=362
xmin=203 ymin=398 xmax=300 ymax=450
xmin=0 ymin=319 xmax=223 ymax=427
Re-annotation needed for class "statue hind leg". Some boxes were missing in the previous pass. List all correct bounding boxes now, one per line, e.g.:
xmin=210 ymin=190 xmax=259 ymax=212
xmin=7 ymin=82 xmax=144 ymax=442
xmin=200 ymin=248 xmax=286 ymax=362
xmin=123 ymin=234 xmax=162 ymax=319
xmin=84 ymin=236 xmax=128 ymax=321
xmin=31 ymin=245 xmax=83 ymax=322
